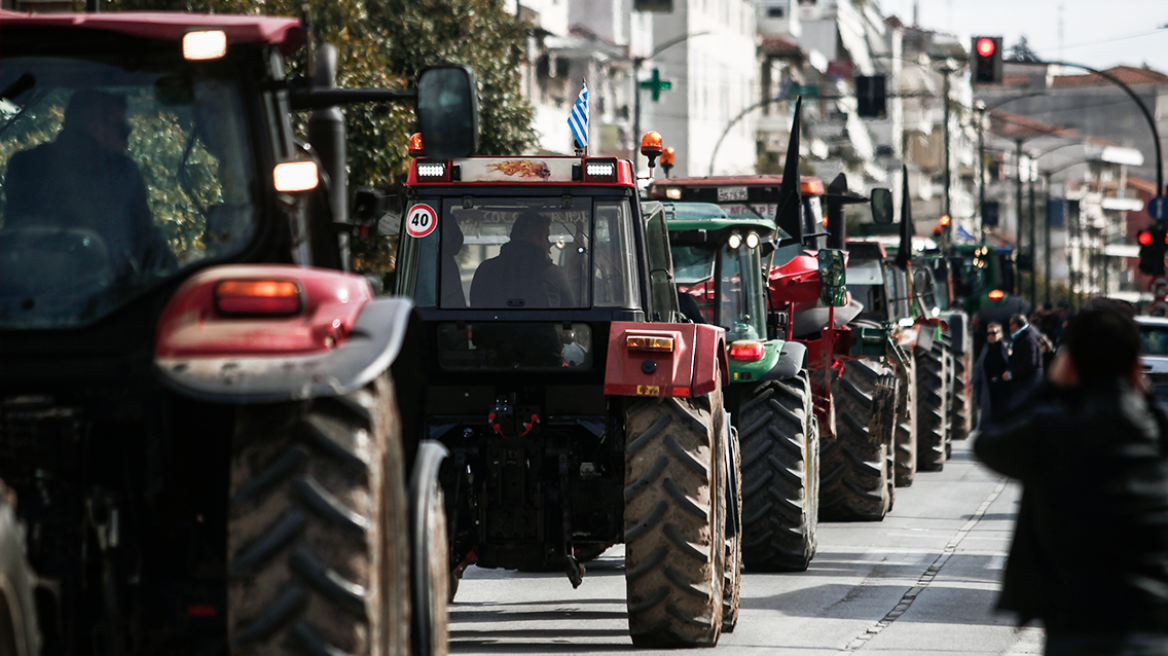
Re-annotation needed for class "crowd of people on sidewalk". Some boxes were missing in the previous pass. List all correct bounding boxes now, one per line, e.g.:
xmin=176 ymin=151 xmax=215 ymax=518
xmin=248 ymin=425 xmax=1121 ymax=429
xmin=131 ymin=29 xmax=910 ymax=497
xmin=972 ymin=302 xmax=1073 ymax=424
xmin=974 ymin=298 xmax=1168 ymax=655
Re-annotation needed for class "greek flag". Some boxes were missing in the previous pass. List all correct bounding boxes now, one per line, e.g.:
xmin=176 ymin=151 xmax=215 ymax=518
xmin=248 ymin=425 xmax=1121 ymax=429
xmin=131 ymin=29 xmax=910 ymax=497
xmin=568 ymin=80 xmax=589 ymax=148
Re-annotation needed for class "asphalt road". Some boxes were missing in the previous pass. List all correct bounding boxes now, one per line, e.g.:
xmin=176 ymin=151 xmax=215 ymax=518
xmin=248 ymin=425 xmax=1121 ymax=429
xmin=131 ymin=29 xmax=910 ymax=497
xmin=448 ymin=438 xmax=1042 ymax=655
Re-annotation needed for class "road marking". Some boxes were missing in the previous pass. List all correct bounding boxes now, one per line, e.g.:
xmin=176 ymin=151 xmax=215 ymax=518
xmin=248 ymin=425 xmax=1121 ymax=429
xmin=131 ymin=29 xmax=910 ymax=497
xmin=835 ymin=479 xmax=1009 ymax=654
xmin=986 ymin=554 xmax=1007 ymax=570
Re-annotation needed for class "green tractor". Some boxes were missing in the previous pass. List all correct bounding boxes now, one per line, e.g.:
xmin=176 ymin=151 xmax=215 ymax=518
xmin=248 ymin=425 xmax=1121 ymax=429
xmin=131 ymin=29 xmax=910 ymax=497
xmin=663 ymin=203 xmax=818 ymax=571
xmin=949 ymin=243 xmax=1027 ymax=327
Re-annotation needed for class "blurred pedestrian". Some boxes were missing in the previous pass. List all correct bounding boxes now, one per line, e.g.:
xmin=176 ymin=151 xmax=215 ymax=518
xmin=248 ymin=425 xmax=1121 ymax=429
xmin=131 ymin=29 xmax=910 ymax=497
xmin=974 ymin=300 xmax=1168 ymax=655
xmin=1002 ymin=313 xmax=1044 ymax=407
xmin=973 ymin=321 xmax=1011 ymax=426
xmin=1039 ymin=302 xmax=1059 ymax=338
xmin=1037 ymin=331 xmax=1056 ymax=371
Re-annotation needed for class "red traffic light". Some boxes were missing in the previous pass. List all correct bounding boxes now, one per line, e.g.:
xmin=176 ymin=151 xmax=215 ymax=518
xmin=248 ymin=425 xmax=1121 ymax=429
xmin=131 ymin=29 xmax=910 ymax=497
xmin=976 ymin=38 xmax=996 ymax=58
xmin=1139 ymin=230 xmax=1154 ymax=246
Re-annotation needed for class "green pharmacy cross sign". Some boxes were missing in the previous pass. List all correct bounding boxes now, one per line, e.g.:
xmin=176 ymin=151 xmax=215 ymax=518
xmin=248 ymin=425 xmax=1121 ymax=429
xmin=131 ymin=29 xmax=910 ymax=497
xmin=640 ymin=68 xmax=673 ymax=102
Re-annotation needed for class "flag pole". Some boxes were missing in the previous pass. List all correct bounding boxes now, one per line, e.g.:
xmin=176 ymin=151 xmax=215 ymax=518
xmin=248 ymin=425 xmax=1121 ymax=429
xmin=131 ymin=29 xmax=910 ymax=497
xmin=582 ymin=77 xmax=588 ymax=158
xmin=570 ymin=78 xmax=588 ymax=158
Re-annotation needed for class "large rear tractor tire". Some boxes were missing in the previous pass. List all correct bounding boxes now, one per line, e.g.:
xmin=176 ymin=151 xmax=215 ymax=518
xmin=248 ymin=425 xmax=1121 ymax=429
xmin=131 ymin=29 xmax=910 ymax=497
xmin=916 ymin=338 xmax=951 ymax=472
xmin=228 ymin=373 xmax=411 ymax=656
xmin=947 ymin=315 xmax=974 ymax=441
xmin=894 ymin=354 xmax=917 ymax=487
xmin=820 ymin=360 xmax=897 ymax=521
xmin=738 ymin=372 xmax=818 ymax=571
xmin=0 ymin=483 xmax=39 ymax=656
xmin=624 ymin=384 xmax=727 ymax=648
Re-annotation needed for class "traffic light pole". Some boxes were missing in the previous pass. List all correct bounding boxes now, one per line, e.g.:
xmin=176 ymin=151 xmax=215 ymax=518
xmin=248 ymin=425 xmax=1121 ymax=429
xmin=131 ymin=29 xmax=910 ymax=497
xmin=977 ymin=101 xmax=987 ymax=243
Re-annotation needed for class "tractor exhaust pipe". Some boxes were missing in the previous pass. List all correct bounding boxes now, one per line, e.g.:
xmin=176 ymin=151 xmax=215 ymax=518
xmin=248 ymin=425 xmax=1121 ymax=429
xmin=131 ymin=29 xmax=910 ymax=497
xmin=307 ymin=43 xmax=350 ymax=271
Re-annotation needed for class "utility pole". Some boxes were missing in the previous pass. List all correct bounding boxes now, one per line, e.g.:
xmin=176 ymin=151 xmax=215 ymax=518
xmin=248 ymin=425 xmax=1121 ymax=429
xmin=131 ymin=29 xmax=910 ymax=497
xmin=942 ymin=69 xmax=952 ymax=248
xmin=1029 ymin=166 xmax=1037 ymax=305
xmin=1051 ymin=169 xmax=1060 ymax=303
xmin=1016 ymin=138 xmax=1024 ymax=298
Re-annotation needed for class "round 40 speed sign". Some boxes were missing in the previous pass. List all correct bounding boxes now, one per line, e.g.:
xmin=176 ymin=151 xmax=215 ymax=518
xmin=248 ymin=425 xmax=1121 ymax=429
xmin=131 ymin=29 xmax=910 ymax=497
xmin=405 ymin=204 xmax=438 ymax=238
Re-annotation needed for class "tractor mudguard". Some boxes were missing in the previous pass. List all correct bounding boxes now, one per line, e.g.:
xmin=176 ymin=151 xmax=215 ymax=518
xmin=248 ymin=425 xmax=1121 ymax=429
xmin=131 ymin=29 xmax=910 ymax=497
xmin=155 ymin=265 xmax=418 ymax=403
xmin=790 ymin=298 xmax=863 ymax=337
xmin=759 ymin=341 xmax=807 ymax=381
xmin=946 ymin=312 xmax=969 ymax=353
xmin=604 ymin=321 xmax=726 ymax=398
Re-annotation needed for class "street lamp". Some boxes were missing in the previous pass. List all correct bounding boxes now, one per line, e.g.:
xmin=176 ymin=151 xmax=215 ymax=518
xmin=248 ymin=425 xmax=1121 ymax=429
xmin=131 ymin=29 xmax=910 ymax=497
xmin=1009 ymin=59 xmax=1164 ymax=198
xmin=633 ymin=31 xmax=710 ymax=177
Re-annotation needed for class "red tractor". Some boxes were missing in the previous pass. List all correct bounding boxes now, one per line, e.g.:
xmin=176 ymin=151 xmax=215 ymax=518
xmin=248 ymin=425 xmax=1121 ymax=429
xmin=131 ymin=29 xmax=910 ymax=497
xmin=386 ymin=136 xmax=740 ymax=647
xmin=647 ymin=100 xmax=905 ymax=522
xmin=0 ymin=11 xmax=476 ymax=655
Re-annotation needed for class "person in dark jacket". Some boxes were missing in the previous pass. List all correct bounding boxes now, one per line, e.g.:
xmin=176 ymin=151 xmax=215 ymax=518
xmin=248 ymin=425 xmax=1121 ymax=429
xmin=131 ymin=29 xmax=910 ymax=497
xmin=4 ymin=89 xmax=172 ymax=276
xmin=1003 ymin=313 xmax=1044 ymax=406
xmin=974 ymin=302 xmax=1168 ymax=655
xmin=470 ymin=211 xmax=576 ymax=308
xmin=973 ymin=321 xmax=1011 ymax=425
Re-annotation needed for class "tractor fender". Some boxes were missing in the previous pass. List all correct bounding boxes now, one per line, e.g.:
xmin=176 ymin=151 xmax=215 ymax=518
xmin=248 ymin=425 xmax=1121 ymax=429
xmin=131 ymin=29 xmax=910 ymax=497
xmin=945 ymin=312 xmax=970 ymax=353
xmin=155 ymin=265 xmax=418 ymax=403
xmin=759 ymin=341 xmax=807 ymax=381
xmin=604 ymin=321 xmax=726 ymax=398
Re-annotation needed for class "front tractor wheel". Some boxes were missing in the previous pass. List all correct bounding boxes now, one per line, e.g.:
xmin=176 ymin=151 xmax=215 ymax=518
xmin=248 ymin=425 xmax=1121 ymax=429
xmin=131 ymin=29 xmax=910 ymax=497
xmin=819 ymin=360 xmax=898 ymax=521
xmin=738 ymin=372 xmax=819 ymax=571
xmin=228 ymin=373 xmax=411 ymax=656
xmin=624 ymin=386 xmax=727 ymax=648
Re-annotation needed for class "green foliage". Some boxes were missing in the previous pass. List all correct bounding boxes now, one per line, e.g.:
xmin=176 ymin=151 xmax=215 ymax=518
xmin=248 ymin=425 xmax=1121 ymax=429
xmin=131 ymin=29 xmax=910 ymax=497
xmin=106 ymin=0 xmax=536 ymax=192
xmin=106 ymin=0 xmax=536 ymax=278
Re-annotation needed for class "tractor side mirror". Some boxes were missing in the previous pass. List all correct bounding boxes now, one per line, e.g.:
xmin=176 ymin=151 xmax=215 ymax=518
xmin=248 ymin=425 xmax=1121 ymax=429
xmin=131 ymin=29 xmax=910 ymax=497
xmin=352 ymin=189 xmax=403 ymax=236
xmin=818 ymin=249 xmax=848 ymax=307
xmin=417 ymin=65 xmax=480 ymax=160
xmin=871 ymin=188 xmax=893 ymax=224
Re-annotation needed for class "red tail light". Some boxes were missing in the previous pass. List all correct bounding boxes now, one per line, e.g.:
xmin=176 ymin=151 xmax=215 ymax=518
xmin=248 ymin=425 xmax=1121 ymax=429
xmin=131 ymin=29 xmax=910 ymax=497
xmin=729 ymin=340 xmax=765 ymax=361
xmin=214 ymin=280 xmax=303 ymax=316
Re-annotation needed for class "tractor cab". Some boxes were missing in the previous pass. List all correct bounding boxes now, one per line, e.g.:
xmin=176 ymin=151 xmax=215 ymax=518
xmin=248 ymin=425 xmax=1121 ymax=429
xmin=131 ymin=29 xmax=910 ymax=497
xmin=392 ymin=149 xmax=737 ymax=647
xmin=396 ymin=155 xmax=663 ymax=372
xmin=664 ymin=202 xmax=774 ymax=340
xmin=648 ymin=176 xmax=829 ymax=260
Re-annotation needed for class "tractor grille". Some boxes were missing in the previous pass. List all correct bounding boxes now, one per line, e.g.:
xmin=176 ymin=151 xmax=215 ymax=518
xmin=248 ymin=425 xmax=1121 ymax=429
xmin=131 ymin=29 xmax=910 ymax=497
xmin=0 ymin=397 xmax=85 ymax=488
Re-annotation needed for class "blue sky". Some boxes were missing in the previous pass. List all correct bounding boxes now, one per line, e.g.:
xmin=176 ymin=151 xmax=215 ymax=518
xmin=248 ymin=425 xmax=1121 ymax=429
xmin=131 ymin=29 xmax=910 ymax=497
xmin=884 ymin=0 xmax=1168 ymax=73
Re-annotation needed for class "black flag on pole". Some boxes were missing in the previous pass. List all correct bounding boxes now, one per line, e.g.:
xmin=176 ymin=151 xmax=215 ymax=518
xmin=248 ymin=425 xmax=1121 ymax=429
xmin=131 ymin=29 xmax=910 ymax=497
xmin=775 ymin=96 xmax=803 ymax=244
xmin=896 ymin=164 xmax=914 ymax=271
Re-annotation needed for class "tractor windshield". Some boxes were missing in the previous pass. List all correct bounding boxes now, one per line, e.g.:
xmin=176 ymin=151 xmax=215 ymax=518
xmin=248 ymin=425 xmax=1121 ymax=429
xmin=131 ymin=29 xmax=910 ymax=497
xmin=675 ymin=242 xmax=766 ymax=337
xmin=0 ymin=50 xmax=258 ymax=329
xmin=406 ymin=196 xmax=640 ymax=310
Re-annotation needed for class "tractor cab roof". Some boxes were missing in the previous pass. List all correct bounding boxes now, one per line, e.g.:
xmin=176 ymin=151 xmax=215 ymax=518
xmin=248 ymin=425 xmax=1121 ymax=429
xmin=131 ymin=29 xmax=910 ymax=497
xmin=0 ymin=11 xmax=306 ymax=55
xmin=406 ymin=156 xmax=635 ymax=188
xmin=647 ymin=175 xmax=826 ymax=200
xmin=660 ymin=202 xmax=776 ymax=238
xmin=850 ymin=234 xmax=937 ymax=256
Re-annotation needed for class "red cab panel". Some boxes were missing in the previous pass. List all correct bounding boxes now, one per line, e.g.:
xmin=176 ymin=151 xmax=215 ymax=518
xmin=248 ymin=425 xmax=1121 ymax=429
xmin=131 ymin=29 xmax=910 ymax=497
xmin=768 ymin=253 xmax=824 ymax=306
xmin=604 ymin=322 xmax=726 ymax=398
xmin=155 ymin=265 xmax=372 ymax=359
